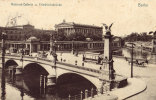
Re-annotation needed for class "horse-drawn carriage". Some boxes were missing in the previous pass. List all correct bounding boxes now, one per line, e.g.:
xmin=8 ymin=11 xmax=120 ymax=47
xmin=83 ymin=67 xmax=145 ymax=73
xmin=125 ymin=57 xmax=148 ymax=67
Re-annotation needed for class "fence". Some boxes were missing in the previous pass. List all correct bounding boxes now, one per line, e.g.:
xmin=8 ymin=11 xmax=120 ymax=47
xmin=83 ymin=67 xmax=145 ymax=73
xmin=65 ymin=84 xmax=111 ymax=100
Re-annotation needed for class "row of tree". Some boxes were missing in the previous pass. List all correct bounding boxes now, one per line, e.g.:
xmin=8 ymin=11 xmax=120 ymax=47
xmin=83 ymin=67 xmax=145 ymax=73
xmin=123 ymin=32 xmax=153 ymax=42
xmin=55 ymin=30 xmax=102 ymax=41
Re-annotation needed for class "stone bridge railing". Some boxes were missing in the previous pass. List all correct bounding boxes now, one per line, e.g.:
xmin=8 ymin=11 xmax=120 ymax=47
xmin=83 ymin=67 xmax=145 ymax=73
xmin=3 ymin=54 xmax=101 ymax=76
xmin=2 ymin=54 xmax=127 ymax=84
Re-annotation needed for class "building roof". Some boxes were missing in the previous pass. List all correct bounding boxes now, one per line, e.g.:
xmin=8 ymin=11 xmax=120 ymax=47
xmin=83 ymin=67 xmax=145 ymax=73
xmin=55 ymin=20 xmax=102 ymax=29
xmin=27 ymin=36 xmax=39 ymax=42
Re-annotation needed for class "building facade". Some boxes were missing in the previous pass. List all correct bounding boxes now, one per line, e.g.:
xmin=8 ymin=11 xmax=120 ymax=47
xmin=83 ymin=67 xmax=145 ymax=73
xmin=55 ymin=20 xmax=103 ymax=41
xmin=112 ymin=37 xmax=123 ymax=47
xmin=1 ymin=36 xmax=104 ymax=55
xmin=0 ymin=24 xmax=55 ymax=41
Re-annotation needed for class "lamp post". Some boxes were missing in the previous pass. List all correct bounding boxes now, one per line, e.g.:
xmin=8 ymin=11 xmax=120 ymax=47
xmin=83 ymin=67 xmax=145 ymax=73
xmin=1 ymin=32 xmax=7 ymax=69
xmin=20 ymin=44 xmax=24 ymax=69
xmin=1 ymin=32 xmax=7 ymax=100
xmin=1 ymin=64 xmax=6 ymax=100
xmin=128 ymin=43 xmax=135 ymax=78
xmin=20 ymin=43 xmax=24 ymax=100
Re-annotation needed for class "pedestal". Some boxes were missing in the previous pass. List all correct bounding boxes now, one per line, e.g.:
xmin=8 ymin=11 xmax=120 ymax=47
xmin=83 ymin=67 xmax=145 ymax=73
xmin=15 ymin=66 xmax=23 ymax=75
xmin=46 ymin=75 xmax=56 ymax=87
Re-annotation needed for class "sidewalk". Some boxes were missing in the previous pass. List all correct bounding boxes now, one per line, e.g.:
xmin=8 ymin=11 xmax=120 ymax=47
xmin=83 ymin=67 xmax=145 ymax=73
xmin=111 ymin=78 xmax=147 ymax=100
xmin=57 ymin=53 xmax=101 ymax=70
xmin=85 ymin=78 xmax=147 ymax=100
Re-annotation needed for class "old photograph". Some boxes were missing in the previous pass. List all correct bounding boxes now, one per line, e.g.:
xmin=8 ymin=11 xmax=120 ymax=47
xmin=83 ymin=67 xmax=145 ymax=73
xmin=0 ymin=0 xmax=156 ymax=100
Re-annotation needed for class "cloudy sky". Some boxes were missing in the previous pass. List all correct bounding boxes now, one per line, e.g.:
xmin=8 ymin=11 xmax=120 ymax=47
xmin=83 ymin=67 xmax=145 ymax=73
xmin=0 ymin=0 xmax=156 ymax=36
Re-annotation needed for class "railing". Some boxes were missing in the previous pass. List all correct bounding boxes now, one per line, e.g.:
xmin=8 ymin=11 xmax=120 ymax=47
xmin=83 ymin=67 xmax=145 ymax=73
xmin=4 ymin=54 xmax=127 ymax=77
xmin=57 ymin=61 xmax=100 ymax=74
xmin=65 ymin=85 xmax=111 ymax=100
xmin=4 ymin=54 xmax=127 ymax=79
xmin=3 ymin=54 xmax=100 ymax=74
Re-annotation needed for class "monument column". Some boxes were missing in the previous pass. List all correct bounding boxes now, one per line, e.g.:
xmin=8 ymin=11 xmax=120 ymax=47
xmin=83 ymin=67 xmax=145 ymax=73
xmin=98 ymin=23 xmax=115 ymax=93
xmin=103 ymin=31 xmax=115 ymax=80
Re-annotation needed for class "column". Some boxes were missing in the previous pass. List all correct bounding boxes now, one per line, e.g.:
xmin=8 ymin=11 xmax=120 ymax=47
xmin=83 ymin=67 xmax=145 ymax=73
xmin=99 ymin=24 xmax=115 ymax=91
xmin=103 ymin=31 xmax=114 ymax=80
xmin=30 ymin=44 xmax=32 ymax=54
xmin=37 ymin=44 xmax=41 ymax=52
xmin=50 ymin=34 xmax=54 ymax=52
xmin=26 ymin=44 xmax=28 ymax=48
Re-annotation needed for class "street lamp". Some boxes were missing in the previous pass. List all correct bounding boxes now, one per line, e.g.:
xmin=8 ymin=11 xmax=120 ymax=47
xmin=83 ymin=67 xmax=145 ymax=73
xmin=20 ymin=43 xmax=24 ymax=100
xmin=20 ymin=46 xmax=24 ymax=69
xmin=128 ymin=42 xmax=135 ymax=78
xmin=1 ymin=32 xmax=7 ymax=100
xmin=1 ymin=32 xmax=7 ymax=69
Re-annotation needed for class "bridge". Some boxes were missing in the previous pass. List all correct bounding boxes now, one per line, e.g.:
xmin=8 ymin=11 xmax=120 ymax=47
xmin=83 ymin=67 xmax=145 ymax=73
xmin=2 ymin=54 xmax=127 ymax=92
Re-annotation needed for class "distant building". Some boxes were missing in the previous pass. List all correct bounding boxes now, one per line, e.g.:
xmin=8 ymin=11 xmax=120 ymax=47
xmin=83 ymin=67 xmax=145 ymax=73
xmin=55 ymin=20 xmax=103 ymax=41
xmin=112 ymin=36 xmax=123 ymax=47
xmin=0 ymin=24 xmax=56 ymax=41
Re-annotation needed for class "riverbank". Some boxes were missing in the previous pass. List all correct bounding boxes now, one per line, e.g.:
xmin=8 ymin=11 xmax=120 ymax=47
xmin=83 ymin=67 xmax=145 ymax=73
xmin=84 ymin=78 xmax=147 ymax=100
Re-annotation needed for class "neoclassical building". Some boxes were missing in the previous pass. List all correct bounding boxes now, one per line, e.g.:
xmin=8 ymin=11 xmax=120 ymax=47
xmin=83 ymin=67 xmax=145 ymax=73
xmin=55 ymin=20 xmax=103 ymax=40
xmin=0 ymin=24 xmax=55 ymax=41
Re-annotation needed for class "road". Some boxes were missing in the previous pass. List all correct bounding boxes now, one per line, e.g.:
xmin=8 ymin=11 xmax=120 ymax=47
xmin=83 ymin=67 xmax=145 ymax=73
xmin=113 ymin=57 xmax=156 ymax=100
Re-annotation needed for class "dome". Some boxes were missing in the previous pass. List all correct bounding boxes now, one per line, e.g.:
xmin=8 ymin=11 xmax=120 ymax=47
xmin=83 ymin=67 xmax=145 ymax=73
xmin=27 ymin=36 xmax=39 ymax=42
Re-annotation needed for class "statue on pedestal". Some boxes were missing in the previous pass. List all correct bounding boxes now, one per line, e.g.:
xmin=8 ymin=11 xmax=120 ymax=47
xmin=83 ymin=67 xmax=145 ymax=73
xmin=102 ymin=23 xmax=113 ymax=35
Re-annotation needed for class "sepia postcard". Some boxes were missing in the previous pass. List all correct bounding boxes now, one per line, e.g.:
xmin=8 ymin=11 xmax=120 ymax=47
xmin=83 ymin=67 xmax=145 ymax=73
xmin=0 ymin=0 xmax=156 ymax=100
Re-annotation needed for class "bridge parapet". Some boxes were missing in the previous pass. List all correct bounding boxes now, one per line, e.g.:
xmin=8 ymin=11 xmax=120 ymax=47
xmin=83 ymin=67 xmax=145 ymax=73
xmin=3 ymin=54 xmax=126 ymax=78
xmin=2 ymin=54 xmax=127 ymax=90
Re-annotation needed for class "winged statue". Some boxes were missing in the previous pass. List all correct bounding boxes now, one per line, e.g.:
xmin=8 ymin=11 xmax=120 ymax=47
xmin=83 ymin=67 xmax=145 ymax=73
xmin=102 ymin=23 xmax=114 ymax=32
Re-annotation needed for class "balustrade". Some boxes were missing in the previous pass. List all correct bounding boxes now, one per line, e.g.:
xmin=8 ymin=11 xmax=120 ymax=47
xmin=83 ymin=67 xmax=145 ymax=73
xmin=66 ymin=86 xmax=112 ymax=100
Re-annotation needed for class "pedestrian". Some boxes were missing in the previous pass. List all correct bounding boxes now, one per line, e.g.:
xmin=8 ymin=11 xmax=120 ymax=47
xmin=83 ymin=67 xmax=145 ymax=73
xmin=82 ymin=54 xmax=85 ymax=61
xmin=75 ymin=60 xmax=77 ymax=65
xmin=125 ymin=57 xmax=128 ymax=61
xmin=97 ymin=56 xmax=100 ymax=64
xmin=145 ymin=59 xmax=148 ymax=64
xmin=136 ymin=59 xmax=139 ymax=65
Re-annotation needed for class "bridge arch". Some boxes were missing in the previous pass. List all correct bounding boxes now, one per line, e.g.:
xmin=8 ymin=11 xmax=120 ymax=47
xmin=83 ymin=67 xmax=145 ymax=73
xmin=23 ymin=62 xmax=56 ymax=76
xmin=5 ymin=59 xmax=18 ymax=68
xmin=23 ymin=63 xmax=49 ymax=75
xmin=57 ymin=72 xmax=98 ymax=89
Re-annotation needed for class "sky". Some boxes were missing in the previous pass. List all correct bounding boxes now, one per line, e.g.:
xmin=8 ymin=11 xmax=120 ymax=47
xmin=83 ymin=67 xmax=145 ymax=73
xmin=0 ymin=0 xmax=156 ymax=36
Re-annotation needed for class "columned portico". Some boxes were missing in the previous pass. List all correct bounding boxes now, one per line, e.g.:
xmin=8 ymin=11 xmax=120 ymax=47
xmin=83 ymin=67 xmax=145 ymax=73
xmin=26 ymin=36 xmax=40 ymax=54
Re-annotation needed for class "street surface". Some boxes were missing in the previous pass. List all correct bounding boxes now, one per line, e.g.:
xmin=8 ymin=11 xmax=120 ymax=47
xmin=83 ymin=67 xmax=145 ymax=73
xmin=113 ymin=57 xmax=156 ymax=100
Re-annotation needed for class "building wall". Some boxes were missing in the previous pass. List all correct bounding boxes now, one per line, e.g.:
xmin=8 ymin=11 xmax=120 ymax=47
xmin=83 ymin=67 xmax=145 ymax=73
xmin=0 ymin=24 xmax=55 ymax=41
xmin=55 ymin=21 xmax=103 ymax=41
